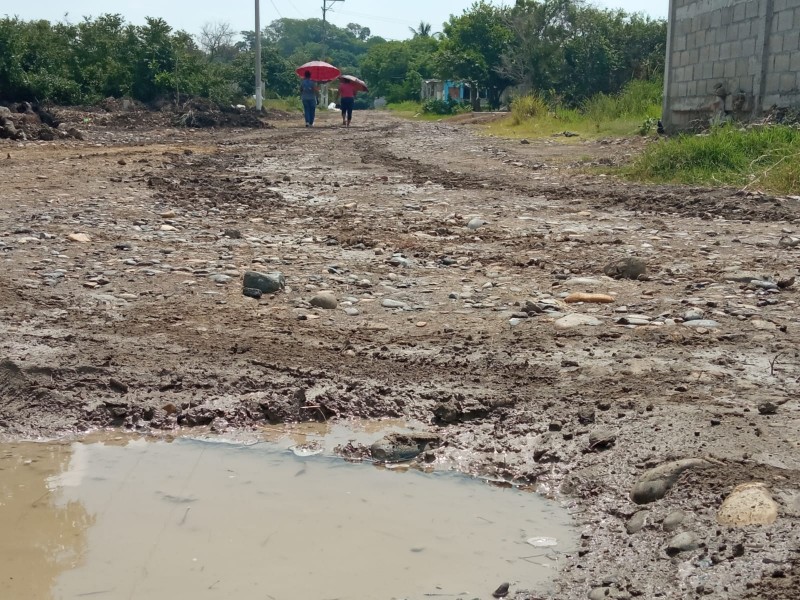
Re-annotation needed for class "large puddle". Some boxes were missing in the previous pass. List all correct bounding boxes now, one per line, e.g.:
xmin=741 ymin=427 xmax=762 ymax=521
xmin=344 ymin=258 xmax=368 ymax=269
xmin=0 ymin=427 xmax=576 ymax=600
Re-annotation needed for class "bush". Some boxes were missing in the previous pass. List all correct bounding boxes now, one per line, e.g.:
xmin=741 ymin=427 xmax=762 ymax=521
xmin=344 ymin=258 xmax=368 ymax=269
xmin=510 ymin=94 xmax=549 ymax=125
xmin=422 ymin=98 xmax=471 ymax=115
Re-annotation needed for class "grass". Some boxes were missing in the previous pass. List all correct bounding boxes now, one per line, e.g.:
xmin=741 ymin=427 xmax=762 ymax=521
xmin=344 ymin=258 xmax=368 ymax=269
xmin=489 ymin=80 xmax=664 ymax=140
xmin=624 ymin=124 xmax=800 ymax=194
xmin=385 ymin=101 xmax=468 ymax=121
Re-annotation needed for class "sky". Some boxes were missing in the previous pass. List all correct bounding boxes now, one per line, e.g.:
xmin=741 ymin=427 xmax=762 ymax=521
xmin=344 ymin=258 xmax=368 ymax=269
xmin=5 ymin=1 xmax=669 ymax=41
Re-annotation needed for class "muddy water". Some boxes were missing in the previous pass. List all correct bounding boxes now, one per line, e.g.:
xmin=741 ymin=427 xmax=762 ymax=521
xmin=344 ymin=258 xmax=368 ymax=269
xmin=0 ymin=434 xmax=575 ymax=600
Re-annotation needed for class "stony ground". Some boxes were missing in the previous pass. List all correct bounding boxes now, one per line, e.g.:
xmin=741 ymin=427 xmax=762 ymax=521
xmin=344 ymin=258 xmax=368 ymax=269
xmin=1 ymin=108 xmax=798 ymax=599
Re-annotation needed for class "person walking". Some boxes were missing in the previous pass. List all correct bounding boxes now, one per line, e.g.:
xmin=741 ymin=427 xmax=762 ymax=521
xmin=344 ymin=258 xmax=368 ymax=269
xmin=300 ymin=71 xmax=318 ymax=127
xmin=338 ymin=77 xmax=357 ymax=128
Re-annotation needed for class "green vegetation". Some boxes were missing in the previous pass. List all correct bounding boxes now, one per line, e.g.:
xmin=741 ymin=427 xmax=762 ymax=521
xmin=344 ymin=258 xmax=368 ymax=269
xmin=0 ymin=1 xmax=666 ymax=112
xmin=625 ymin=125 xmax=800 ymax=194
xmin=494 ymin=79 xmax=663 ymax=138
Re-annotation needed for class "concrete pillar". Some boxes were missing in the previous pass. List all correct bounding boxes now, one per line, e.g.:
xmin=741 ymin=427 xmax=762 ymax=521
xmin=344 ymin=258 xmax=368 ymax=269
xmin=662 ymin=0 xmax=680 ymax=132
xmin=752 ymin=0 xmax=774 ymax=117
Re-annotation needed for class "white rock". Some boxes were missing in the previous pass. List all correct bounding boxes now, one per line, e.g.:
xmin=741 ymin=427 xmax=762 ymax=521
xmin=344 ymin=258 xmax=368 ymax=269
xmin=554 ymin=314 xmax=603 ymax=329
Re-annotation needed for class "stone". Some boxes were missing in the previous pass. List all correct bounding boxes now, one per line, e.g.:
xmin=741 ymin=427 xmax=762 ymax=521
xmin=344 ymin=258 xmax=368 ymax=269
xmin=683 ymin=309 xmax=704 ymax=322
xmin=751 ymin=319 xmax=777 ymax=331
xmin=666 ymin=531 xmax=700 ymax=556
xmin=67 ymin=233 xmax=91 ymax=243
xmin=242 ymin=287 xmax=263 ymax=299
xmin=588 ymin=588 xmax=613 ymax=600
xmin=683 ymin=320 xmax=720 ymax=329
xmin=564 ymin=277 xmax=603 ymax=286
xmin=210 ymin=274 xmax=232 ymax=284
xmin=757 ymin=401 xmax=778 ymax=415
xmin=626 ymin=511 xmax=648 ymax=534
xmin=663 ymin=510 xmax=687 ymax=532
xmin=243 ymin=271 xmax=285 ymax=294
xmin=717 ymin=483 xmax=779 ymax=526
xmin=631 ymin=459 xmax=712 ymax=505
xmin=554 ymin=314 xmax=603 ymax=329
xmin=370 ymin=433 xmax=440 ymax=463
xmin=492 ymin=582 xmax=510 ymax=598
xmin=720 ymin=271 xmax=761 ymax=283
xmin=310 ymin=293 xmax=338 ymax=310
xmin=588 ymin=427 xmax=617 ymax=451
xmin=381 ymin=299 xmax=409 ymax=309
xmin=467 ymin=217 xmax=488 ymax=230
xmin=343 ymin=307 xmax=360 ymax=316
xmin=604 ymin=257 xmax=647 ymax=280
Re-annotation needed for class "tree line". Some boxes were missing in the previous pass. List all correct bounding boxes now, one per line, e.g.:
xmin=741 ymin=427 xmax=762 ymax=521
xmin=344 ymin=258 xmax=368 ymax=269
xmin=0 ymin=0 xmax=666 ymax=108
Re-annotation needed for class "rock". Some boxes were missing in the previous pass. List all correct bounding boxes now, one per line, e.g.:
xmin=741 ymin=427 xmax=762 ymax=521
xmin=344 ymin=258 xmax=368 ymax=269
xmin=343 ymin=307 xmax=360 ymax=316
xmin=242 ymin=287 xmax=263 ymax=299
xmin=577 ymin=406 xmax=596 ymax=424
xmin=626 ymin=511 xmax=648 ymax=534
xmin=604 ymin=257 xmax=647 ymax=280
xmin=467 ymin=217 xmax=488 ymax=230
xmin=565 ymin=293 xmax=615 ymax=304
xmin=778 ymin=235 xmax=800 ymax=248
xmin=387 ymin=254 xmax=412 ymax=268
xmin=683 ymin=319 xmax=720 ymax=329
xmin=663 ymin=510 xmax=687 ymax=532
xmin=492 ymin=582 xmax=510 ymax=598
xmin=381 ymin=299 xmax=409 ymax=309
xmin=210 ymin=274 xmax=232 ymax=284
xmin=223 ymin=229 xmax=242 ymax=239
xmin=749 ymin=279 xmax=778 ymax=290
xmin=683 ymin=309 xmax=704 ymax=322
xmin=720 ymin=271 xmax=761 ymax=283
xmin=717 ymin=483 xmax=779 ymax=526
xmin=588 ymin=427 xmax=617 ymax=451
xmin=67 ymin=233 xmax=91 ymax=243
xmin=310 ymin=293 xmax=338 ymax=310
xmin=66 ymin=127 xmax=84 ymax=140
xmin=631 ymin=458 xmax=712 ymax=505
xmin=555 ymin=314 xmax=603 ymax=329
xmin=370 ymin=433 xmax=440 ymax=463
xmin=666 ymin=532 xmax=700 ymax=556
xmin=243 ymin=271 xmax=285 ymax=294
xmin=751 ymin=319 xmax=777 ymax=331
xmin=757 ymin=401 xmax=778 ymax=415
xmin=564 ymin=277 xmax=603 ymax=286
xmin=588 ymin=588 xmax=612 ymax=600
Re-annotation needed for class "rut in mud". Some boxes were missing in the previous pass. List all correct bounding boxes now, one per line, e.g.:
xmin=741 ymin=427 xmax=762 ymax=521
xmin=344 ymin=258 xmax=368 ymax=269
xmin=1 ymin=109 xmax=799 ymax=599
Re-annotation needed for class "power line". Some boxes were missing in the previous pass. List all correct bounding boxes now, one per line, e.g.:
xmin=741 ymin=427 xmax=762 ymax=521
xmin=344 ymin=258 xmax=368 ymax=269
xmin=269 ymin=0 xmax=284 ymax=19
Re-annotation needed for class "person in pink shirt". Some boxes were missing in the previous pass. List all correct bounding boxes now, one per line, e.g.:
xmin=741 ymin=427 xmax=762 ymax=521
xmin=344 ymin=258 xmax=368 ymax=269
xmin=338 ymin=78 xmax=357 ymax=128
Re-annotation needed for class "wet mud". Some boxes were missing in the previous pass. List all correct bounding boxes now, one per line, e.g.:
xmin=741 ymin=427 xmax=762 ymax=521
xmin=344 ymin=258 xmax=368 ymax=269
xmin=1 ymin=109 xmax=798 ymax=599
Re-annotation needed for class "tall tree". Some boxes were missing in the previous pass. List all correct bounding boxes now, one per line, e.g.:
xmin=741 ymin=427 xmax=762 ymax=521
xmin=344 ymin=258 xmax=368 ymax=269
xmin=435 ymin=1 xmax=514 ymax=108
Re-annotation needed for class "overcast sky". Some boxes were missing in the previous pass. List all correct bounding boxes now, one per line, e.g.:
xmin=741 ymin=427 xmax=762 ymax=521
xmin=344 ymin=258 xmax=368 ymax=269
xmin=5 ymin=1 xmax=668 ymax=41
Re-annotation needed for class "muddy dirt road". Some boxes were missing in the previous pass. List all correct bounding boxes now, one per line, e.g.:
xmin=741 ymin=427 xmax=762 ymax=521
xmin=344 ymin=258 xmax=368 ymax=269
xmin=1 ymin=109 xmax=799 ymax=599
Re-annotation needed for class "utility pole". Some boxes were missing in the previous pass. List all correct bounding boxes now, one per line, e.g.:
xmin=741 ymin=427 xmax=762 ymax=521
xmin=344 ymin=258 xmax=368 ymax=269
xmin=321 ymin=0 xmax=344 ymax=52
xmin=320 ymin=0 xmax=343 ymax=108
xmin=255 ymin=0 xmax=263 ymax=111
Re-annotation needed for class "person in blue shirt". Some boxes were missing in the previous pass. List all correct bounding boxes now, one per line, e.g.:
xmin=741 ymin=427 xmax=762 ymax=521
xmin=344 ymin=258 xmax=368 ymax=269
xmin=299 ymin=71 xmax=319 ymax=127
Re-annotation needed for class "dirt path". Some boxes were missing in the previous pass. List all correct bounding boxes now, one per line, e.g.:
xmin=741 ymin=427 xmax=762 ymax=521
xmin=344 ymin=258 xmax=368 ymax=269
xmin=1 ymin=109 xmax=798 ymax=599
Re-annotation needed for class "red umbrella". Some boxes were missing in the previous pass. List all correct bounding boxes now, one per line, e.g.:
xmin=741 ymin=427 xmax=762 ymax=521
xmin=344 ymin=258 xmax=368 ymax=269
xmin=339 ymin=75 xmax=369 ymax=93
xmin=296 ymin=61 xmax=341 ymax=82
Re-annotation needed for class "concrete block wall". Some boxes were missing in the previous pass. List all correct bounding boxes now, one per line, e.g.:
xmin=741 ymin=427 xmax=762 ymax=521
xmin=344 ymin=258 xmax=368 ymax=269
xmin=663 ymin=0 xmax=800 ymax=130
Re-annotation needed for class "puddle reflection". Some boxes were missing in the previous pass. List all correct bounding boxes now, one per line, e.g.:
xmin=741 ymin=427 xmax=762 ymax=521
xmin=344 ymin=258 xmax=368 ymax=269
xmin=0 ymin=429 xmax=576 ymax=600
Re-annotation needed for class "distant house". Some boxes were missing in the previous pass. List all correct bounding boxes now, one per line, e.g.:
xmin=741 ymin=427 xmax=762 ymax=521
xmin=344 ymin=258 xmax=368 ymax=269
xmin=663 ymin=0 xmax=800 ymax=131
xmin=421 ymin=80 xmax=488 ymax=105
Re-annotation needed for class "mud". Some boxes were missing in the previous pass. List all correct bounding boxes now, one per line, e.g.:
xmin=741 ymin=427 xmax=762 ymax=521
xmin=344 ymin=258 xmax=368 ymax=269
xmin=1 ymin=107 xmax=799 ymax=599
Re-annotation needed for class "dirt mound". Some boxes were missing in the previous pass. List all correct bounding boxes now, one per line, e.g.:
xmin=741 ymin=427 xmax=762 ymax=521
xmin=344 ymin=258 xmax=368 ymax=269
xmin=0 ymin=102 xmax=81 ymax=141
xmin=175 ymin=99 xmax=273 ymax=129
